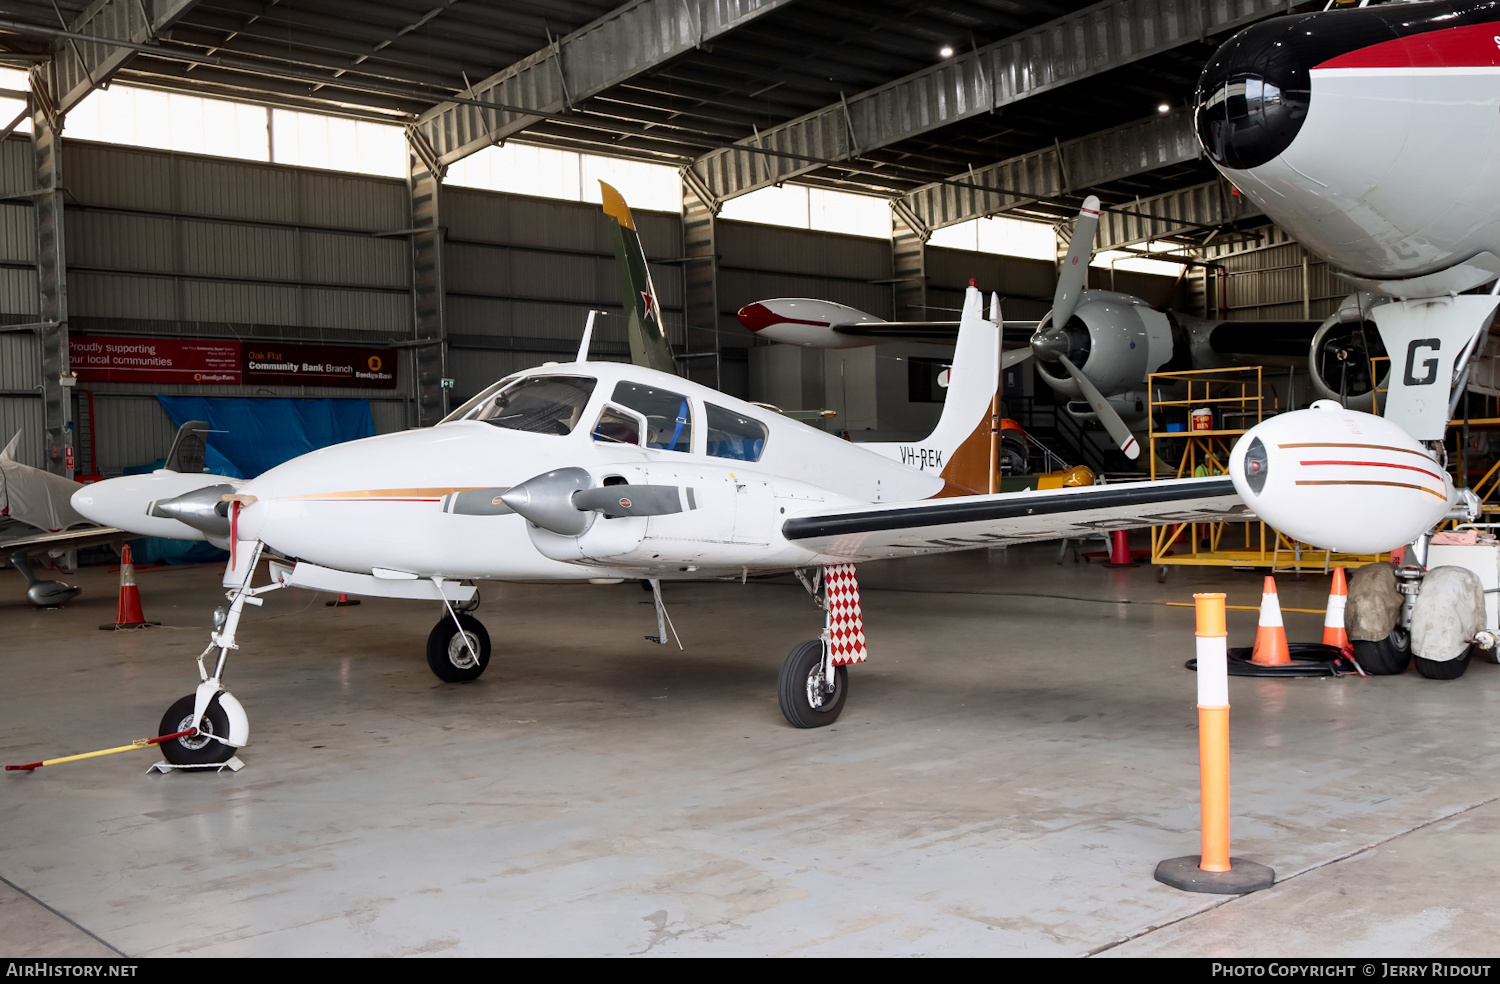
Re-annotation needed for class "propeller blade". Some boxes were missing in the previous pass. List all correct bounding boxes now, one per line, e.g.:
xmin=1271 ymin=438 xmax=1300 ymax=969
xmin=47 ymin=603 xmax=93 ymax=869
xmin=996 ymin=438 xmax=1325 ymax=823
xmin=1001 ymin=348 xmax=1034 ymax=371
xmin=1057 ymin=353 xmax=1140 ymax=460
xmin=1051 ymin=195 xmax=1101 ymax=330
xmin=572 ymin=485 xmax=686 ymax=518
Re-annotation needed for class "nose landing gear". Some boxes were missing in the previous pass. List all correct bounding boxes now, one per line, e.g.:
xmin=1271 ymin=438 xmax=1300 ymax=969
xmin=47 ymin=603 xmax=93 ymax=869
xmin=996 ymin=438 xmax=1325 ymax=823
xmin=157 ymin=537 xmax=279 ymax=767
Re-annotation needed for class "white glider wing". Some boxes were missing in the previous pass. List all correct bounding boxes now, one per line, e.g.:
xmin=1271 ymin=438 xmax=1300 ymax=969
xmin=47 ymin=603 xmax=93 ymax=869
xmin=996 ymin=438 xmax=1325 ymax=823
xmin=781 ymin=476 xmax=1245 ymax=564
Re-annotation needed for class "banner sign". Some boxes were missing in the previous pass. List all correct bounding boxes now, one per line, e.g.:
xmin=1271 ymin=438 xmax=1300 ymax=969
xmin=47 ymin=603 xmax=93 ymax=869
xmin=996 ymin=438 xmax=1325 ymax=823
xmin=72 ymin=336 xmax=397 ymax=389
xmin=242 ymin=342 xmax=396 ymax=388
xmin=71 ymin=336 xmax=242 ymax=384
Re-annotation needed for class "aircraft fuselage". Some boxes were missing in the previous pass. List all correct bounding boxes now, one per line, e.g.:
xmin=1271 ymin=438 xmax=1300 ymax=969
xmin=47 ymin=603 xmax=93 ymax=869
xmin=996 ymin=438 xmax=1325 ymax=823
xmin=1197 ymin=0 xmax=1500 ymax=293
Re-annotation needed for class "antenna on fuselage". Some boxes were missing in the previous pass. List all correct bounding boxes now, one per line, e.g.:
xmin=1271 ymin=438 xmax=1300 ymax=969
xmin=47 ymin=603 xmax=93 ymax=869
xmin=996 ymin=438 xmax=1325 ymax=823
xmin=576 ymin=309 xmax=598 ymax=363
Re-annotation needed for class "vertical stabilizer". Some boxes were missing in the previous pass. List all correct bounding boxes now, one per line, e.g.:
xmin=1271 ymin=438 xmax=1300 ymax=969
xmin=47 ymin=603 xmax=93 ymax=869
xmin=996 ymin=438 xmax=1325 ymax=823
xmin=600 ymin=181 xmax=677 ymax=376
xmin=863 ymin=283 xmax=1000 ymax=493
xmin=164 ymin=420 xmax=211 ymax=473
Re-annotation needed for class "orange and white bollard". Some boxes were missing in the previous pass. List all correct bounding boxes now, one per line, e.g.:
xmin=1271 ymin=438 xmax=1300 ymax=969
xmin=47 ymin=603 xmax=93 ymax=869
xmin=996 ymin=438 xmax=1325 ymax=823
xmin=1248 ymin=576 xmax=1292 ymax=667
xmin=1322 ymin=567 xmax=1351 ymax=651
xmin=98 ymin=544 xmax=158 ymax=631
xmin=1155 ymin=592 xmax=1275 ymax=894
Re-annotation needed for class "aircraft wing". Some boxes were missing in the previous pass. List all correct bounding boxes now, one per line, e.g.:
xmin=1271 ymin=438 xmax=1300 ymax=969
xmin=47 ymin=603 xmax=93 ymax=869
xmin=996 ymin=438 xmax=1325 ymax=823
xmin=781 ymin=476 xmax=1244 ymax=563
xmin=0 ymin=520 xmax=130 ymax=558
xmin=833 ymin=321 xmax=1037 ymax=344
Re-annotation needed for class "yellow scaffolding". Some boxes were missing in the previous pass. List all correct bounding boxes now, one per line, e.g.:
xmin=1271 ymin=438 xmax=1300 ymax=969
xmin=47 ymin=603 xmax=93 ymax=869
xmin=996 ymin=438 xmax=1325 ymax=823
xmin=1147 ymin=366 xmax=1383 ymax=574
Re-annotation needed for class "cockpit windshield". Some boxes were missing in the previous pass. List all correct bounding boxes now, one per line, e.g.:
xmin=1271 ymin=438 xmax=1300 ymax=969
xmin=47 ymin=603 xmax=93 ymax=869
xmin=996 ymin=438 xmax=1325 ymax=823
xmin=466 ymin=375 xmax=597 ymax=436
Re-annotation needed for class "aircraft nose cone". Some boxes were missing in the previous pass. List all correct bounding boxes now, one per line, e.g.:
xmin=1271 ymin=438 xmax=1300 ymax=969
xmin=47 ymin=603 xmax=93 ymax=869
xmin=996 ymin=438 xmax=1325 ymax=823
xmin=1195 ymin=15 xmax=1319 ymax=170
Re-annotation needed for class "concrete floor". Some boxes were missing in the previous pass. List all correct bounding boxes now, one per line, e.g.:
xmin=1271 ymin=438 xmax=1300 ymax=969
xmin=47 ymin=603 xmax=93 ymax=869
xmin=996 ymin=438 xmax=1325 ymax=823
xmin=1 ymin=543 xmax=1498 ymax=957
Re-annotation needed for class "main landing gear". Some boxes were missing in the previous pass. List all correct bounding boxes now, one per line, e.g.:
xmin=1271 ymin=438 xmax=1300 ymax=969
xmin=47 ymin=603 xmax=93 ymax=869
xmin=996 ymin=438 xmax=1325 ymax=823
xmin=778 ymin=564 xmax=866 ymax=729
xmin=425 ymin=581 xmax=492 ymax=682
xmin=426 ymin=612 xmax=491 ymax=682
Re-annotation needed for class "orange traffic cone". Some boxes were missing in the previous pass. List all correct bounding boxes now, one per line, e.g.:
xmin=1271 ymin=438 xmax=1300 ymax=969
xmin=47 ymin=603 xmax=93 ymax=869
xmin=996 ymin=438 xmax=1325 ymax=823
xmin=1249 ymin=576 xmax=1291 ymax=667
xmin=99 ymin=544 xmax=158 ymax=630
xmin=325 ymin=593 xmax=360 ymax=607
xmin=1322 ymin=567 xmax=1350 ymax=651
xmin=1104 ymin=529 xmax=1136 ymax=567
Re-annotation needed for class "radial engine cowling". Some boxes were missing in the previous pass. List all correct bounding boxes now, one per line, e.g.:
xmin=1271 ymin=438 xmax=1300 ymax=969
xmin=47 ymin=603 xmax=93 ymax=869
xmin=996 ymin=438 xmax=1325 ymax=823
xmin=1034 ymin=291 xmax=1170 ymax=401
xmin=1229 ymin=401 xmax=1454 ymax=555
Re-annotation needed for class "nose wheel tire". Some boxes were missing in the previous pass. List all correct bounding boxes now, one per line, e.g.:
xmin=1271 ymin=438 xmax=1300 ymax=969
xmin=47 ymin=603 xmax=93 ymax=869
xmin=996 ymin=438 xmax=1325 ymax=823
xmin=426 ymin=614 xmax=491 ymax=682
xmin=778 ymin=639 xmax=847 ymax=728
xmin=158 ymin=693 xmax=236 ymax=766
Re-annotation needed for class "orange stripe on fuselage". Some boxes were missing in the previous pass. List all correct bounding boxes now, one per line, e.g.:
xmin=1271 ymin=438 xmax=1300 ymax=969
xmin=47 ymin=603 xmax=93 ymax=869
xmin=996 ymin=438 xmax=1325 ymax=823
xmin=1294 ymin=479 xmax=1447 ymax=502
xmin=283 ymin=487 xmax=480 ymax=500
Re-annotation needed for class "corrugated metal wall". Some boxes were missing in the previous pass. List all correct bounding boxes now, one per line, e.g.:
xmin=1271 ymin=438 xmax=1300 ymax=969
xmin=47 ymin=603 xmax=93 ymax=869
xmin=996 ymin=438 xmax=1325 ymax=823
xmin=1193 ymin=224 xmax=1345 ymax=322
xmin=0 ymin=132 xmax=1198 ymax=470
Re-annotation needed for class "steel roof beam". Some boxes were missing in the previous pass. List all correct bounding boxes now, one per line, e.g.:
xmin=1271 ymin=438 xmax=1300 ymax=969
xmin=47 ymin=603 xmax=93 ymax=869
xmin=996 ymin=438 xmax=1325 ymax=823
xmin=48 ymin=0 xmax=202 ymax=114
xmin=415 ymin=0 xmax=798 ymax=166
xmin=900 ymin=108 xmax=1201 ymax=234
xmin=688 ymin=0 xmax=1293 ymax=206
xmin=1094 ymin=178 xmax=1264 ymax=252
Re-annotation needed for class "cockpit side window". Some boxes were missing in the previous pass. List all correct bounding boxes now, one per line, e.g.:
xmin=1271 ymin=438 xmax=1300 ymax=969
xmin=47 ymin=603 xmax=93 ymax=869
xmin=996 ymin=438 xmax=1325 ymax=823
xmin=591 ymin=405 xmax=642 ymax=446
xmin=475 ymin=375 xmax=597 ymax=436
xmin=610 ymin=381 xmax=693 ymax=453
xmin=705 ymin=404 xmax=768 ymax=462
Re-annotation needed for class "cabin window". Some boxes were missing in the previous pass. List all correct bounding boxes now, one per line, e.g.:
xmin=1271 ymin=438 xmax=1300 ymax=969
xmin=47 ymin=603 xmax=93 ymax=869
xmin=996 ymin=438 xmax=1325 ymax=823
xmin=475 ymin=375 xmax=596 ymax=435
xmin=705 ymin=404 xmax=768 ymax=462
xmin=591 ymin=405 xmax=642 ymax=446
xmin=611 ymin=381 xmax=692 ymax=453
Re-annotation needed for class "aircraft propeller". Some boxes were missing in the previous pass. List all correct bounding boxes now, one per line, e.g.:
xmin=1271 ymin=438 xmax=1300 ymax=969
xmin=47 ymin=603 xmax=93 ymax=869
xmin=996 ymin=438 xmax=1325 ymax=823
xmin=499 ymin=467 xmax=686 ymax=536
xmin=1001 ymin=196 xmax=1139 ymax=459
xmin=1054 ymin=353 xmax=1140 ymax=459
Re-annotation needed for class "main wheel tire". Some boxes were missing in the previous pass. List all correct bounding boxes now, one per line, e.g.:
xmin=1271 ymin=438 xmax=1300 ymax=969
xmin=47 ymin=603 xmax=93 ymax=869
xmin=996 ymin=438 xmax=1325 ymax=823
xmin=426 ymin=614 xmax=491 ymax=682
xmin=157 ymin=693 xmax=236 ymax=766
xmin=1415 ymin=645 xmax=1473 ymax=680
xmin=1352 ymin=629 xmax=1411 ymax=676
xmin=778 ymin=639 xmax=848 ymax=728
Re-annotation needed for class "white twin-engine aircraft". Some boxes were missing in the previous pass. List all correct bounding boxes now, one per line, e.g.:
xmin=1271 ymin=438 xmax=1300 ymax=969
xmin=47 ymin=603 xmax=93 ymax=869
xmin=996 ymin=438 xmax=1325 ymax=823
xmin=74 ymin=284 xmax=1273 ymax=765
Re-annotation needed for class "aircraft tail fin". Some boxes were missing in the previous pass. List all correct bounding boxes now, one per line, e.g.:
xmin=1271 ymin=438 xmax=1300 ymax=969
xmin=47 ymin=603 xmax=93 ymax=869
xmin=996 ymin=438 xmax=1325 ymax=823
xmin=164 ymin=420 xmax=210 ymax=473
xmin=863 ymin=284 xmax=1001 ymax=493
xmin=600 ymin=181 xmax=676 ymax=376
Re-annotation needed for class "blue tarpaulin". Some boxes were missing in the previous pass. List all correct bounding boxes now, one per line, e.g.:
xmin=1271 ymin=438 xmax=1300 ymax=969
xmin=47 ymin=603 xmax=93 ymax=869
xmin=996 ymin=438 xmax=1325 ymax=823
xmin=129 ymin=397 xmax=376 ymax=564
xmin=156 ymin=396 xmax=375 ymax=479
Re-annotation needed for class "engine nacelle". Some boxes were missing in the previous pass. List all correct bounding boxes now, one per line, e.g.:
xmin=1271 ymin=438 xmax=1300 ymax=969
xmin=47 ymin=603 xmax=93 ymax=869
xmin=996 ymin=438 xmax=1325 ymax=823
xmin=1035 ymin=290 xmax=1172 ymax=400
xmin=1229 ymin=401 xmax=1454 ymax=555
xmin=1306 ymin=308 xmax=1386 ymax=412
xmin=522 ymin=462 xmax=839 ymax=570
